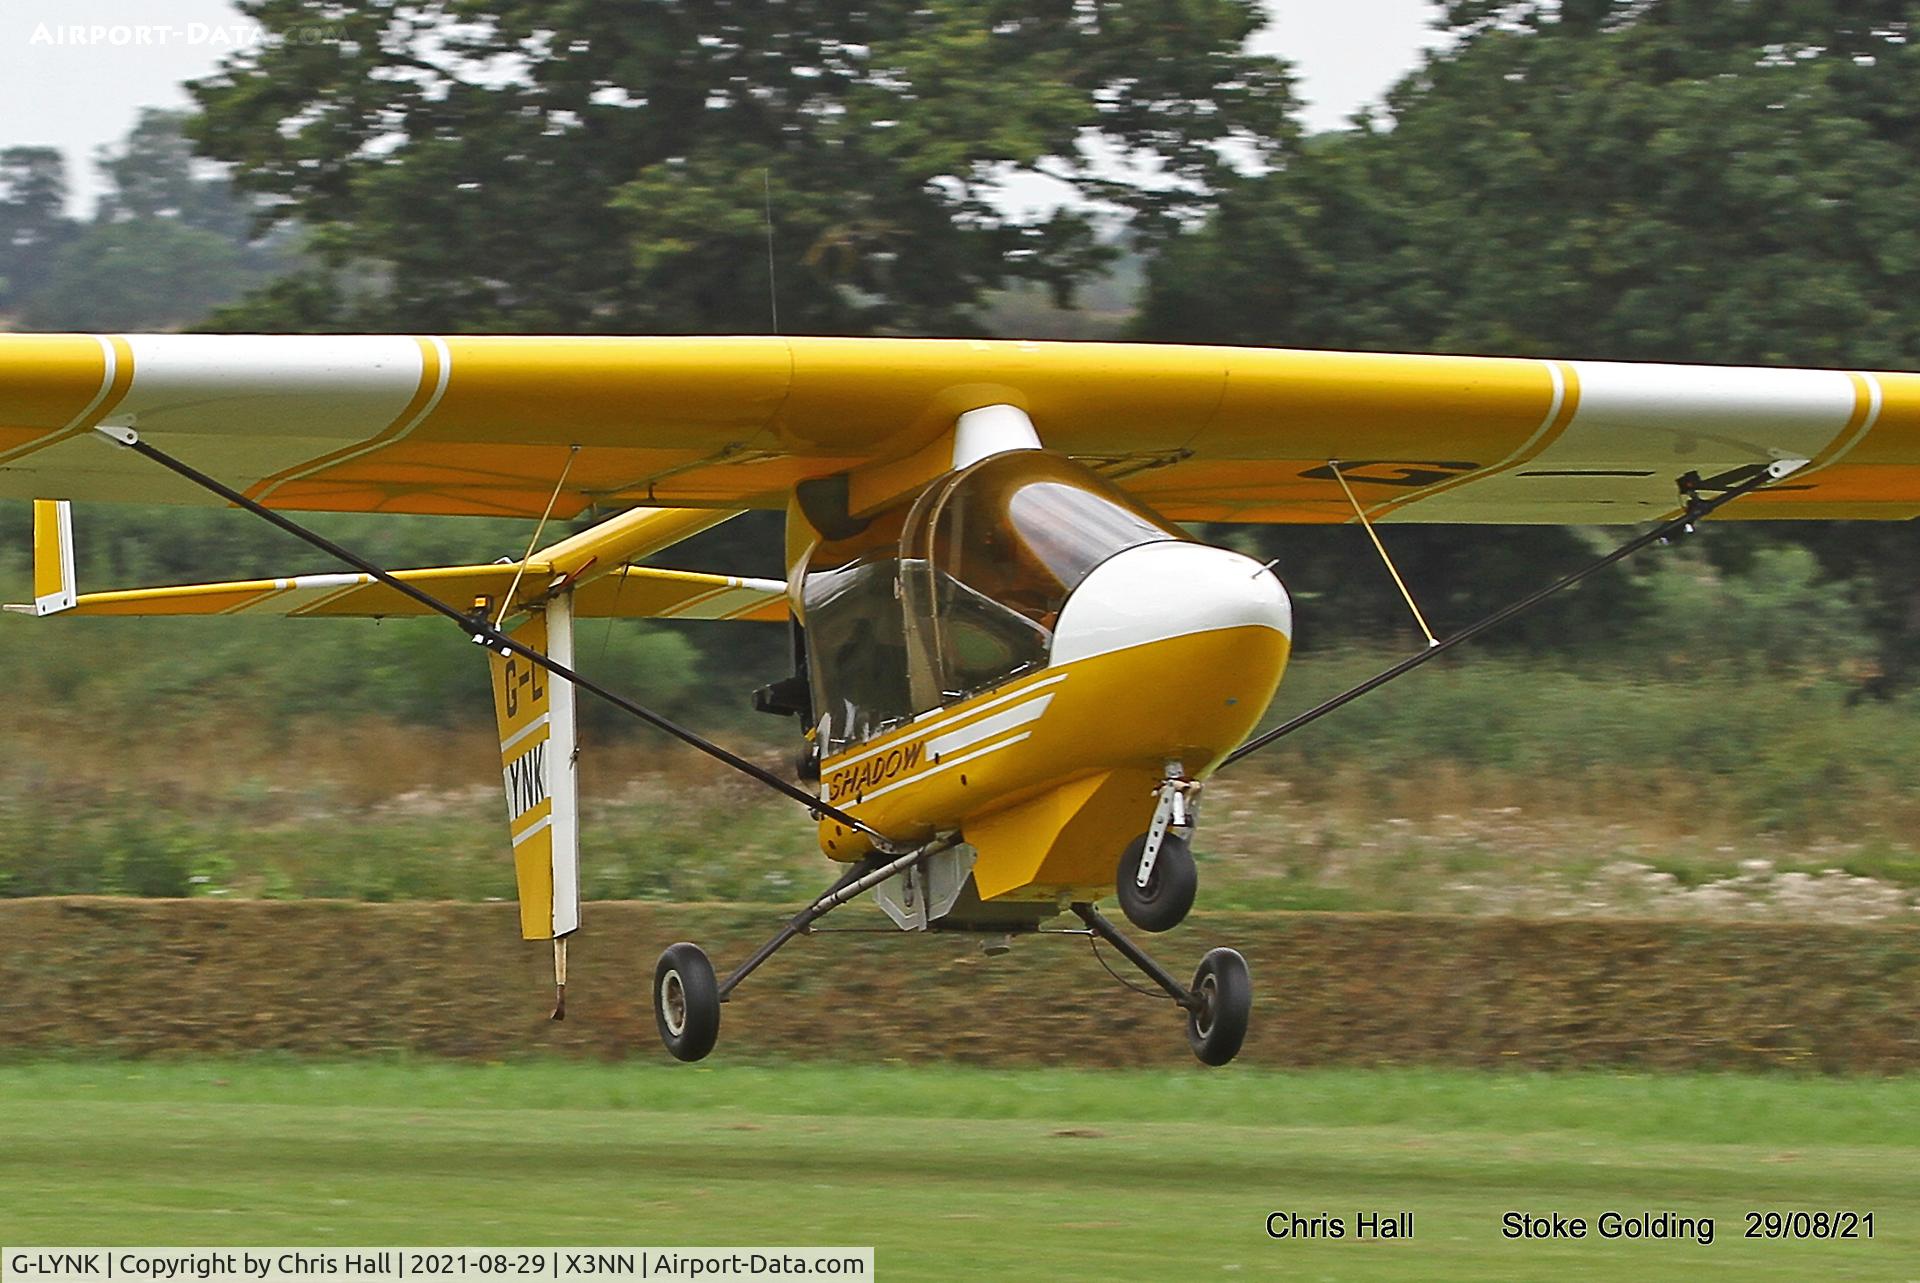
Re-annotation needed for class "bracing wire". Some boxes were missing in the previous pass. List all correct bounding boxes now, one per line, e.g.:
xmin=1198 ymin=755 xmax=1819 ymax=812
xmin=597 ymin=559 xmax=632 ymax=666
xmin=1090 ymin=933 xmax=1174 ymax=1002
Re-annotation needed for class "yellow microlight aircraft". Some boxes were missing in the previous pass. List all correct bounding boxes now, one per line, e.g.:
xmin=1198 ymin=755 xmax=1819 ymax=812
xmin=4 ymin=335 xmax=1917 ymax=1064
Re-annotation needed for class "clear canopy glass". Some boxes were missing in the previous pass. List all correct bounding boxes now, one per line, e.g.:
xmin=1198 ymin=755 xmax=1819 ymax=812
xmin=801 ymin=452 xmax=1184 ymax=751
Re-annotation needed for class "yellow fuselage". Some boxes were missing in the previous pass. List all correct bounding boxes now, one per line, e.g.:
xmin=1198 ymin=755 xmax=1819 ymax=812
xmin=817 ymin=619 xmax=1290 ymax=904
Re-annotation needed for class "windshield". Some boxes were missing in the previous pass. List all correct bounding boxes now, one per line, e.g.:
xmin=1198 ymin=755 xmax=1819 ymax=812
xmin=800 ymin=451 xmax=1185 ymax=751
xmin=904 ymin=451 xmax=1184 ymax=702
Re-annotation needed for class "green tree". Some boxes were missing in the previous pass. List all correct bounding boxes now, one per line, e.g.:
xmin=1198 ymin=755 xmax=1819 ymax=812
xmin=189 ymin=0 xmax=1296 ymax=334
xmin=1140 ymin=0 xmax=1920 ymax=674
xmin=1143 ymin=4 xmax=1920 ymax=363
xmin=96 ymin=108 xmax=255 ymax=239
xmin=20 ymin=111 xmax=291 ymax=332
xmin=0 ymin=147 xmax=76 ymax=310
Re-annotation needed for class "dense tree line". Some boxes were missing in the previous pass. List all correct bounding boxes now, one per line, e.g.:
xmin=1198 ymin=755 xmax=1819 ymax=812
xmin=0 ymin=111 xmax=291 ymax=331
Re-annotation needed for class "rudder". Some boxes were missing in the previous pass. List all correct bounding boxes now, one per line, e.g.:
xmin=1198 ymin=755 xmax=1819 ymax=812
xmin=31 ymin=499 xmax=75 ymax=616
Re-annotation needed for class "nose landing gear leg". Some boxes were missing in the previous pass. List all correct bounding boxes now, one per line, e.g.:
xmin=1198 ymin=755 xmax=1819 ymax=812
xmin=1072 ymin=902 xmax=1252 ymax=1067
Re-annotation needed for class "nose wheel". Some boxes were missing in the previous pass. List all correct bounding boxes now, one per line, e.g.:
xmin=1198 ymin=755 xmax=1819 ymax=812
xmin=1116 ymin=830 xmax=1197 ymax=932
xmin=1115 ymin=773 xmax=1202 ymax=932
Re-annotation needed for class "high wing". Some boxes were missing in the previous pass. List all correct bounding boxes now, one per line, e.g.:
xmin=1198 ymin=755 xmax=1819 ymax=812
xmin=1 ymin=334 xmax=1916 ymax=523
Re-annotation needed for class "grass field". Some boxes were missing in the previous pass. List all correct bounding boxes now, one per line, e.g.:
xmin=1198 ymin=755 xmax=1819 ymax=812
xmin=0 ymin=1060 xmax=1914 ymax=1280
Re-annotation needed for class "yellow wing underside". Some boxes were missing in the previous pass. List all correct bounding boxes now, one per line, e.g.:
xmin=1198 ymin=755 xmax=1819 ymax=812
xmin=27 ymin=563 xmax=785 ymax=622
xmin=2 ymin=334 xmax=1918 ymax=524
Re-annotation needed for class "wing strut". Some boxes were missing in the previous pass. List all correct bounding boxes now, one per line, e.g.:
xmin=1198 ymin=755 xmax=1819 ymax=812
xmin=1329 ymin=460 xmax=1439 ymax=647
xmin=494 ymin=444 xmax=577 ymax=629
xmin=1222 ymin=460 xmax=1808 ymax=770
xmin=93 ymin=425 xmax=907 ymax=853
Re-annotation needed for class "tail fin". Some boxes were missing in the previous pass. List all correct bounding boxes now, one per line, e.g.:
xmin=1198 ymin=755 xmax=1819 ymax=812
xmin=27 ymin=500 xmax=76 ymax=616
xmin=488 ymin=593 xmax=580 ymax=942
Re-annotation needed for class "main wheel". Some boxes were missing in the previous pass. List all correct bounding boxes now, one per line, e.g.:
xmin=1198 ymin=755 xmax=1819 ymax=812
xmin=1115 ymin=831 xmax=1197 ymax=932
xmin=1186 ymin=947 xmax=1251 ymax=1067
xmin=653 ymin=942 xmax=721 ymax=1062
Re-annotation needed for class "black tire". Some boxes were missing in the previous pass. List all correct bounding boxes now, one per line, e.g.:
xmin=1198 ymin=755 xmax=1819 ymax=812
xmin=1186 ymin=947 xmax=1251 ymax=1067
xmin=653 ymin=942 xmax=721 ymax=1062
xmin=1115 ymin=831 xmax=1197 ymax=932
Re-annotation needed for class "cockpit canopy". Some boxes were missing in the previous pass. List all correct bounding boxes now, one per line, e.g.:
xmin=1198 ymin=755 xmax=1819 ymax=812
xmin=800 ymin=451 xmax=1185 ymax=751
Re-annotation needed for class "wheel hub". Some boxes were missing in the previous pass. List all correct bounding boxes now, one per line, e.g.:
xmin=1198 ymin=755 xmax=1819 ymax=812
xmin=661 ymin=969 xmax=688 ymax=1037
xmin=1193 ymin=974 xmax=1218 ymax=1038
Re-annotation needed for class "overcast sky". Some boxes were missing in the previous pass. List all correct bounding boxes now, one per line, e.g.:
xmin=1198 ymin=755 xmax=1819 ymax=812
xmin=0 ymin=0 xmax=1443 ymax=214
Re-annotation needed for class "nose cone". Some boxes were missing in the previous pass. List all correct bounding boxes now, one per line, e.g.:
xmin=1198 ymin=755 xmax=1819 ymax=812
xmin=1051 ymin=541 xmax=1292 ymax=666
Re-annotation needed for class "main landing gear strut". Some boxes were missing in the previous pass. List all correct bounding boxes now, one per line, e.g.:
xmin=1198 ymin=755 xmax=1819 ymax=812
xmin=650 ymin=838 xmax=1252 ymax=1067
xmin=1072 ymin=902 xmax=1251 ymax=1067
xmin=653 ymin=841 xmax=950 ymax=1063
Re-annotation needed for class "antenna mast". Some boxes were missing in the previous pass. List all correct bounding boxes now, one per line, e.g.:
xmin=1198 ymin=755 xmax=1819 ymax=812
xmin=763 ymin=169 xmax=779 ymax=334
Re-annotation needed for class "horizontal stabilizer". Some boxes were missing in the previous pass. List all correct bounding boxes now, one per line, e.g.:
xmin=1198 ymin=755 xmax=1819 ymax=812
xmin=11 ymin=563 xmax=786 ymax=621
xmin=571 ymin=565 xmax=787 ymax=621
